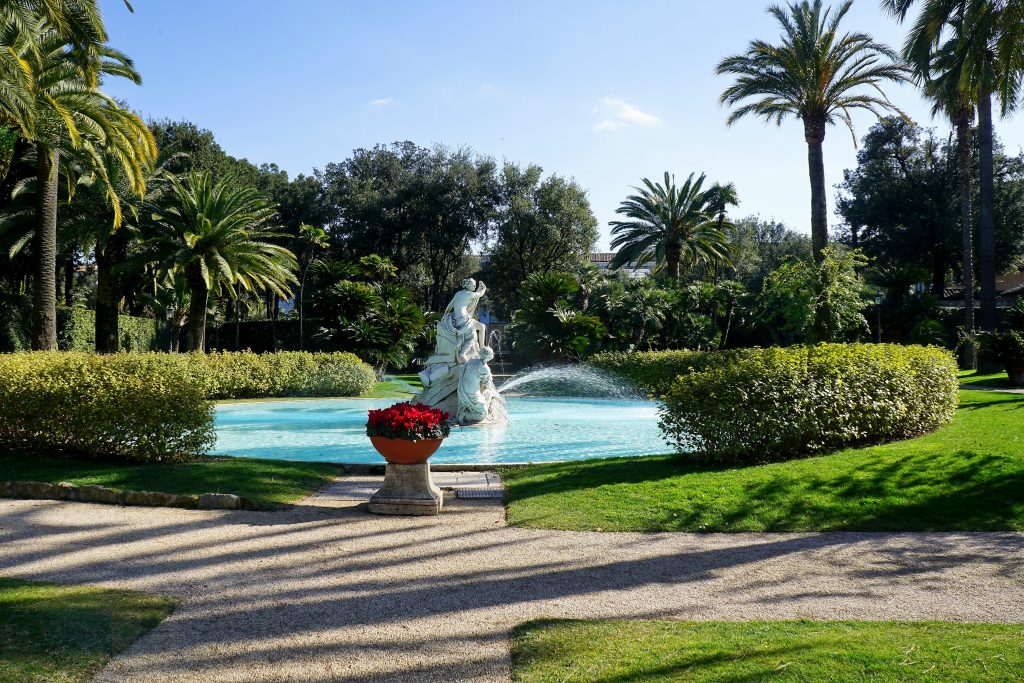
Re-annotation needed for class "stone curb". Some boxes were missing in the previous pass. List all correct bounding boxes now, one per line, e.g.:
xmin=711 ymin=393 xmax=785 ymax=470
xmin=337 ymin=462 xmax=546 ymax=475
xmin=0 ymin=480 xmax=248 ymax=510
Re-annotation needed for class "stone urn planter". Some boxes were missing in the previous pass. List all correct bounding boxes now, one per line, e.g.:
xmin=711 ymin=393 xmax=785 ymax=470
xmin=369 ymin=436 xmax=443 ymax=464
xmin=365 ymin=402 xmax=451 ymax=515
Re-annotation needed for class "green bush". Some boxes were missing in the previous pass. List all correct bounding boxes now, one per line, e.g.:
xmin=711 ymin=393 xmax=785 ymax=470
xmin=588 ymin=349 xmax=744 ymax=397
xmin=0 ymin=353 xmax=214 ymax=462
xmin=660 ymin=343 xmax=959 ymax=463
xmin=174 ymin=351 xmax=378 ymax=399
xmin=0 ymin=298 xmax=169 ymax=353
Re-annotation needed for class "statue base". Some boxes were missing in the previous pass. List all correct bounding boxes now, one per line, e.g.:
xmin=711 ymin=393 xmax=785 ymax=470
xmin=368 ymin=462 xmax=444 ymax=516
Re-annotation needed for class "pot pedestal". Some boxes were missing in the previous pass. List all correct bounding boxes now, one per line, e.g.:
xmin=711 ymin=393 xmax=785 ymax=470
xmin=368 ymin=462 xmax=443 ymax=516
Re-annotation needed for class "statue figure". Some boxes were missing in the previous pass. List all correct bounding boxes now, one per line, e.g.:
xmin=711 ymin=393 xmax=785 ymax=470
xmin=425 ymin=278 xmax=487 ymax=366
xmin=458 ymin=346 xmax=499 ymax=424
xmin=415 ymin=279 xmax=506 ymax=425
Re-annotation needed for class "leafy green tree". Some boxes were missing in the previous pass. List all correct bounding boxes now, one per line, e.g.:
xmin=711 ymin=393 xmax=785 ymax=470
xmin=294 ymin=223 xmax=328 ymax=350
xmin=723 ymin=216 xmax=812 ymax=289
xmin=483 ymin=163 xmax=598 ymax=314
xmin=609 ymin=172 xmax=731 ymax=282
xmin=717 ymin=0 xmax=908 ymax=262
xmin=758 ymin=246 xmax=869 ymax=344
xmin=136 ymin=171 xmax=297 ymax=351
xmin=886 ymin=0 xmax=1024 ymax=330
xmin=836 ymin=118 xmax=957 ymax=295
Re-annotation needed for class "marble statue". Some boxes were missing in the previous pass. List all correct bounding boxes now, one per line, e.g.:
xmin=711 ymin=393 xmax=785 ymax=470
xmin=416 ymin=279 xmax=506 ymax=425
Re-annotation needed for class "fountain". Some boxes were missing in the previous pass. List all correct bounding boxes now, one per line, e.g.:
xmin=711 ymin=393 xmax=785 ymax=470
xmin=414 ymin=278 xmax=507 ymax=425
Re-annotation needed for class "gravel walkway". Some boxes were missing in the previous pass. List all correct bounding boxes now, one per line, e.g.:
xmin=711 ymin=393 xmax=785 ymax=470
xmin=1 ymin=495 xmax=1022 ymax=682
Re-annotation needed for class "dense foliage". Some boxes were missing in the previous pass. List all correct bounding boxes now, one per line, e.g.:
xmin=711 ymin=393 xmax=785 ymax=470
xmin=0 ymin=352 xmax=214 ymax=462
xmin=366 ymin=402 xmax=451 ymax=441
xmin=660 ymin=344 xmax=959 ymax=463
xmin=588 ymin=349 xmax=732 ymax=397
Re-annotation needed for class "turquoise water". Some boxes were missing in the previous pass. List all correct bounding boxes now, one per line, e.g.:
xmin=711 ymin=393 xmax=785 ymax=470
xmin=212 ymin=397 xmax=668 ymax=464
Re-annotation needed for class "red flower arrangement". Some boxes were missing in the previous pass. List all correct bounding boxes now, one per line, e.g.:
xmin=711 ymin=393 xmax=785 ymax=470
xmin=366 ymin=402 xmax=451 ymax=442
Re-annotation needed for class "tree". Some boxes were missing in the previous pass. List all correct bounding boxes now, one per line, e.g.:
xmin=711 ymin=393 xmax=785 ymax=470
xmin=137 ymin=171 xmax=297 ymax=351
xmin=717 ymin=0 xmax=908 ymax=262
xmin=483 ymin=163 xmax=598 ymax=314
xmin=835 ymin=118 xmax=957 ymax=296
xmin=723 ymin=216 xmax=812 ymax=289
xmin=609 ymin=172 xmax=731 ymax=283
xmin=506 ymin=271 xmax=606 ymax=362
xmin=886 ymin=0 xmax=1024 ymax=329
xmin=294 ymin=223 xmax=328 ymax=350
xmin=758 ymin=246 xmax=869 ymax=344
xmin=21 ymin=26 xmax=154 ymax=350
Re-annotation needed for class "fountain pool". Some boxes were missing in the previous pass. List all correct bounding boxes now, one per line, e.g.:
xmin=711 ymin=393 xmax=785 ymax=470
xmin=212 ymin=396 xmax=666 ymax=464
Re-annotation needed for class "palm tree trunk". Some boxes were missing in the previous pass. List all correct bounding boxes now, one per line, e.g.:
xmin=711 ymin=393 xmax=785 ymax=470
xmin=31 ymin=144 xmax=59 ymax=350
xmin=804 ymin=116 xmax=828 ymax=263
xmin=956 ymin=106 xmax=976 ymax=368
xmin=298 ymin=269 xmax=306 ymax=351
xmin=665 ymin=242 xmax=682 ymax=283
xmin=185 ymin=264 xmax=208 ymax=352
xmin=95 ymin=230 xmax=130 ymax=353
xmin=977 ymin=88 xmax=997 ymax=331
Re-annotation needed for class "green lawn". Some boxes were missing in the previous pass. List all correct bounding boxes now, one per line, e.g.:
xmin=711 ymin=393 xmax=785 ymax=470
xmin=0 ymin=450 xmax=338 ymax=507
xmin=511 ymin=619 xmax=1024 ymax=682
xmin=0 ymin=578 xmax=175 ymax=682
xmin=503 ymin=389 xmax=1024 ymax=532
xmin=365 ymin=373 xmax=422 ymax=398
xmin=959 ymin=368 xmax=1014 ymax=388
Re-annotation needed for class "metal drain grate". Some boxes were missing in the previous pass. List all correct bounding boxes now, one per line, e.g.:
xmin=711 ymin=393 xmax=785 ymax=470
xmin=456 ymin=487 xmax=505 ymax=500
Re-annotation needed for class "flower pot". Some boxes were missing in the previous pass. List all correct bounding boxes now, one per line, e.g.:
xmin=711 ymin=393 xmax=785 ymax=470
xmin=369 ymin=436 xmax=444 ymax=465
xmin=1009 ymin=366 xmax=1024 ymax=387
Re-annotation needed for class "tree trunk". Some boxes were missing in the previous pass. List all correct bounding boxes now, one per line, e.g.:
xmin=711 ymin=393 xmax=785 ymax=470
xmin=977 ymin=88 xmax=997 ymax=331
xmin=31 ymin=144 xmax=59 ymax=350
xmin=298 ymin=272 xmax=306 ymax=351
xmin=664 ymin=241 xmax=682 ymax=283
xmin=956 ymin=106 xmax=976 ymax=369
xmin=95 ymin=230 xmax=130 ymax=353
xmin=186 ymin=264 xmax=208 ymax=352
xmin=804 ymin=116 xmax=828 ymax=263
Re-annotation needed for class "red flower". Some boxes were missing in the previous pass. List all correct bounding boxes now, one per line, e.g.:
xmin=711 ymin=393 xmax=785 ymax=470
xmin=366 ymin=401 xmax=451 ymax=441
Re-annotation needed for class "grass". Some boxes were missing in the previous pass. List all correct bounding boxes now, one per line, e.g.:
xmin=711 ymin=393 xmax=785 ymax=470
xmin=0 ymin=450 xmax=338 ymax=507
xmin=0 ymin=578 xmax=175 ymax=682
xmin=365 ymin=373 xmax=422 ymax=399
xmin=959 ymin=368 xmax=1015 ymax=388
xmin=502 ymin=389 xmax=1024 ymax=532
xmin=510 ymin=619 xmax=1024 ymax=682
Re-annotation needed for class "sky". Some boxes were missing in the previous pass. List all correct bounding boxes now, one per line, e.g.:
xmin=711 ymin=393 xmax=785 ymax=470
xmin=99 ymin=0 xmax=1024 ymax=250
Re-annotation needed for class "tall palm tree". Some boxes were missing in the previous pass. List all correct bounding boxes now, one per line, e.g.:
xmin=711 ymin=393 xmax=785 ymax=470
xmin=138 ymin=171 xmax=298 ymax=352
xmin=294 ymin=222 xmax=328 ymax=350
xmin=21 ymin=26 xmax=153 ymax=349
xmin=704 ymin=181 xmax=740 ymax=282
xmin=609 ymin=172 xmax=731 ymax=283
xmin=885 ymin=0 xmax=1024 ymax=330
xmin=924 ymin=31 xmax=977 ymax=366
xmin=717 ymin=0 xmax=909 ymax=262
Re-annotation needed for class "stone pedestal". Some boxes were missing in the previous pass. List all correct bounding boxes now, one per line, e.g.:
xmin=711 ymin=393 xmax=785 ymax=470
xmin=368 ymin=462 xmax=443 ymax=516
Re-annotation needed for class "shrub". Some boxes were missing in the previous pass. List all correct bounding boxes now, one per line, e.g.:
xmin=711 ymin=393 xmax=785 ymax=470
xmin=0 ymin=297 xmax=170 ymax=353
xmin=979 ymin=331 xmax=1024 ymax=385
xmin=660 ymin=343 xmax=959 ymax=463
xmin=588 ymin=349 xmax=744 ymax=397
xmin=0 ymin=353 xmax=214 ymax=462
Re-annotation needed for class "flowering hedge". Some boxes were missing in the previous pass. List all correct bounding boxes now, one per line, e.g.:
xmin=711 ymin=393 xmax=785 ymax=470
xmin=366 ymin=402 xmax=451 ymax=441
xmin=0 ymin=352 xmax=214 ymax=462
xmin=660 ymin=343 xmax=959 ymax=464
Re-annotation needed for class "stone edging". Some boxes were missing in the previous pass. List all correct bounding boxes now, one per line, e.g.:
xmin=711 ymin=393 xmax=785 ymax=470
xmin=0 ymin=480 xmax=248 ymax=510
xmin=337 ymin=462 xmax=544 ymax=475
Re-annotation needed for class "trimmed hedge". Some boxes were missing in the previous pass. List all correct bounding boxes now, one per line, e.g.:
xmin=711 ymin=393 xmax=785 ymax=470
xmin=0 ymin=297 xmax=169 ymax=352
xmin=588 ymin=350 xmax=743 ymax=397
xmin=169 ymin=351 xmax=377 ymax=400
xmin=0 ymin=353 xmax=214 ymax=462
xmin=660 ymin=344 xmax=959 ymax=464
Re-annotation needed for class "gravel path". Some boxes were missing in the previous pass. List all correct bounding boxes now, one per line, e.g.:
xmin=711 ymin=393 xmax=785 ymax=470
xmin=1 ymin=496 xmax=1022 ymax=682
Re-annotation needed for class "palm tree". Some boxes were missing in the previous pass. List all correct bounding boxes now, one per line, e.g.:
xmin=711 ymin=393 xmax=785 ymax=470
xmin=924 ymin=32 xmax=977 ymax=366
xmin=609 ymin=172 xmax=731 ymax=283
xmin=717 ymin=0 xmax=909 ymax=262
xmin=138 ymin=171 xmax=298 ymax=352
xmin=294 ymin=222 xmax=328 ymax=350
xmin=885 ymin=0 xmax=1024 ymax=330
xmin=21 ymin=26 xmax=153 ymax=349
xmin=705 ymin=181 xmax=740 ymax=282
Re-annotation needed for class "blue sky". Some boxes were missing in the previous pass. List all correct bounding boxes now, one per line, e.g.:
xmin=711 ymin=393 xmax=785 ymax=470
xmin=100 ymin=0 xmax=1023 ymax=249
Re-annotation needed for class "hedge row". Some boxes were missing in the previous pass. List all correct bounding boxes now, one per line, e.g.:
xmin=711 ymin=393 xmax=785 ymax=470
xmin=660 ymin=344 xmax=959 ymax=464
xmin=0 ymin=351 xmax=377 ymax=462
xmin=0 ymin=297 xmax=169 ymax=352
xmin=161 ymin=351 xmax=377 ymax=400
xmin=0 ymin=353 xmax=214 ymax=462
xmin=588 ymin=349 xmax=743 ymax=397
